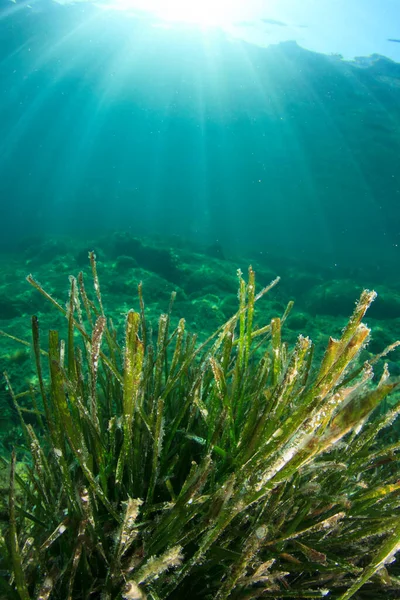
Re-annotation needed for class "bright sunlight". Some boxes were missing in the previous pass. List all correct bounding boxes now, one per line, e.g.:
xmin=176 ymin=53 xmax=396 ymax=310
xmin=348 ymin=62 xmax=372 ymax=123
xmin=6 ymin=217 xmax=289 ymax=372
xmin=109 ymin=0 xmax=246 ymax=27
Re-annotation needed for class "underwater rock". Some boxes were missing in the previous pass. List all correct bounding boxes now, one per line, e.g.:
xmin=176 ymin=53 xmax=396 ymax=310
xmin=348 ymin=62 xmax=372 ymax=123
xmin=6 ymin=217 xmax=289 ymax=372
xmin=220 ymin=294 xmax=239 ymax=319
xmin=185 ymin=265 xmax=237 ymax=296
xmin=23 ymin=237 xmax=70 ymax=266
xmin=286 ymin=312 xmax=309 ymax=331
xmin=280 ymin=270 xmax=323 ymax=299
xmin=115 ymin=255 xmax=138 ymax=272
xmin=0 ymin=282 xmax=48 ymax=319
xmin=191 ymin=294 xmax=226 ymax=332
xmin=0 ymin=294 xmax=20 ymax=320
xmin=138 ymin=245 xmax=182 ymax=284
xmin=304 ymin=280 xmax=363 ymax=316
xmin=368 ymin=324 xmax=398 ymax=354
xmin=205 ymin=241 xmax=225 ymax=260
xmin=107 ymin=233 xmax=183 ymax=284
xmin=109 ymin=232 xmax=142 ymax=258
xmin=367 ymin=291 xmax=400 ymax=320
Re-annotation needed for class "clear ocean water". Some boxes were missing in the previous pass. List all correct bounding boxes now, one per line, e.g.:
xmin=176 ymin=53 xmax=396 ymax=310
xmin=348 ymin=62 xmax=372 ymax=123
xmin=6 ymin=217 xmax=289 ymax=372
xmin=1 ymin=0 xmax=400 ymax=263
xmin=1 ymin=0 xmax=400 ymax=442
xmin=2 ymin=5 xmax=400 ymax=599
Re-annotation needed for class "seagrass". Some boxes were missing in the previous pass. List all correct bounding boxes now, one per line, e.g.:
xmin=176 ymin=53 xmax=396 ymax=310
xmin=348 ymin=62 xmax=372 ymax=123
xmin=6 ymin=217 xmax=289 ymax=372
xmin=1 ymin=256 xmax=400 ymax=599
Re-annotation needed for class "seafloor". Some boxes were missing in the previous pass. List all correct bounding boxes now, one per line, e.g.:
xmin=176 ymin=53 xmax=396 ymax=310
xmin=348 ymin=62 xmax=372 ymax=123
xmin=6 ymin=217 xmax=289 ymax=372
xmin=1 ymin=231 xmax=400 ymax=455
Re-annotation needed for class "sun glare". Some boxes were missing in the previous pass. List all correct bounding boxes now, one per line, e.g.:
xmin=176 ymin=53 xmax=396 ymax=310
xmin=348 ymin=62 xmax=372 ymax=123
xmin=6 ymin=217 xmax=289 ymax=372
xmin=109 ymin=0 xmax=241 ymax=27
xmin=157 ymin=0 xmax=233 ymax=26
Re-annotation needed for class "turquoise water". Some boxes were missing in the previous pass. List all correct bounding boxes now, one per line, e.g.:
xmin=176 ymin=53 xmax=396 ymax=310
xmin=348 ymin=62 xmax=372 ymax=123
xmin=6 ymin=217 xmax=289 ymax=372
xmin=1 ymin=0 xmax=400 ymax=432
xmin=1 ymin=1 xmax=400 ymax=271
xmin=2 ymin=5 xmax=400 ymax=598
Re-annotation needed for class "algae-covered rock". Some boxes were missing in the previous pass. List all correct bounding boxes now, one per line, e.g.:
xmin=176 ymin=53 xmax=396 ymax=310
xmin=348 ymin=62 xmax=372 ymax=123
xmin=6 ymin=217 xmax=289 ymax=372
xmin=114 ymin=255 xmax=138 ymax=272
xmin=22 ymin=237 xmax=70 ymax=266
xmin=0 ymin=293 xmax=20 ymax=320
xmin=190 ymin=294 xmax=226 ymax=333
xmin=304 ymin=279 xmax=364 ymax=316
xmin=368 ymin=290 xmax=400 ymax=319
xmin=286 ymin=311 xmax=310 ymax=332
xmin=106 ymin=232 xmax=183 ymax=284
xmin=184 ymin=264 xmax=237 ymax=296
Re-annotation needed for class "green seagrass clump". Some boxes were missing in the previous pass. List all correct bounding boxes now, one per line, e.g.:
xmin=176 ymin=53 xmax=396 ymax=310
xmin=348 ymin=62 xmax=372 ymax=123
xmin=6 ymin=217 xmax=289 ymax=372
xmin=1 ymin=255 xmax=400 ymax=600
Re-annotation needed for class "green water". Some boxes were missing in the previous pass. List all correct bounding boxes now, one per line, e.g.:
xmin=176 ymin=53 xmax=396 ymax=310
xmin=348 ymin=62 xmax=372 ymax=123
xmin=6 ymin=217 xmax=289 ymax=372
xmin=0 ymin=3 xmax=400 ymax=446
xmin=1 ymin=3 xmax=400 ymax=263
xmin=1 ymin=2 xmax=400 ymax=453
xmin=2 ymin=5 xmax=400 ymax=598
xmin=0 ymin=2 xmax=400 ymax=410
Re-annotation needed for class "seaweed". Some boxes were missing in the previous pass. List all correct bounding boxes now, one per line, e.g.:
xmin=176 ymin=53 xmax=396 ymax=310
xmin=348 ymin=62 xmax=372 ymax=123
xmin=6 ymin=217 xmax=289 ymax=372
xmin=1 ymin=258 xmax=400 ymax=599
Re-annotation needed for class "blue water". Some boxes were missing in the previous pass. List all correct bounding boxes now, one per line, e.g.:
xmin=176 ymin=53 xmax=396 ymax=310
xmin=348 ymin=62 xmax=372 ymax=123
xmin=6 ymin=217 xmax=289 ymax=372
xmin=1 ymin=0 xmax=400 ymax=272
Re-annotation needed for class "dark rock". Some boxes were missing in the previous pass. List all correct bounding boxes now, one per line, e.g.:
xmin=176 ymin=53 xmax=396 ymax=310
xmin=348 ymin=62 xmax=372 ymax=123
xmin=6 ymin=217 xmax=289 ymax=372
xmin=185 ymin=268 xmax=237 ymax=296
xmin=115 ymin=255 xmax=138 ymax=272
xmin=205 ymin=241 xmax=225 ymax=260
xmin=110 ymin=232 xmax=142 ymax=259
xmin=108 ymin=233 xmax=183 ymax=284
xmin=0 ymin=294 xmax=20 ymax=319
xmin=24 ymin=238 xmax=69 ymax=265
xmin=368 ymin=325 xmax=396 ymax=354
xmin=304 ymin=280 xmax=363 ymax=317
xmin=368 ymin=293 xmax=400 ymax=320
xmin=287 ymin=313 xmax=309 ymax=331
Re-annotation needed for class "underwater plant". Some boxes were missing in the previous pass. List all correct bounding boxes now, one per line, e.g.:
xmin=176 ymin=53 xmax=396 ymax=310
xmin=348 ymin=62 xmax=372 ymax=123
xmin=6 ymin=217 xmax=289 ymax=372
xmin=1 ymin=254 xmax=400 ymax=600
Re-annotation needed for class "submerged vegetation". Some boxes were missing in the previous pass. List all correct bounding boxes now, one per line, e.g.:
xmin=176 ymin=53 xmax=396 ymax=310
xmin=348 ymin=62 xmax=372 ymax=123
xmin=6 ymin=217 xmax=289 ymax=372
xmin=1 ymin=254 xmax=400 ymax=599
